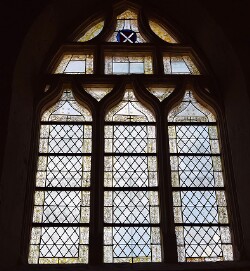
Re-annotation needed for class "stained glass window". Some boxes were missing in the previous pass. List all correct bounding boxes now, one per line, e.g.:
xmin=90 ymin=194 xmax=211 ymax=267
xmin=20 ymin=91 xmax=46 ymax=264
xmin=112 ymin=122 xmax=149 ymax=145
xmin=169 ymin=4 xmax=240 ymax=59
xmin=149 ymin=20 xmax=178 ymax=44
xmin=29 ymin=90 xmax=92 ymax=264
xmin=168 ymin=90 xmax=233 ymax=262
xmin=28 ymin=2 xmax=236 ymax=266
xmin=108 ymin=10 xmax=146 ymax=43
xmin=78 ymin=21 xmax=104 ymax=42
xmin=54 ymin=54 xmax=94 ymax=74
xmin=104 ymin=88 xmax=162 ymax=263
xmin=163 ymin=56 xmax=200 ymax=75
xmin=105 ymin=55 xmax=153 ymax=74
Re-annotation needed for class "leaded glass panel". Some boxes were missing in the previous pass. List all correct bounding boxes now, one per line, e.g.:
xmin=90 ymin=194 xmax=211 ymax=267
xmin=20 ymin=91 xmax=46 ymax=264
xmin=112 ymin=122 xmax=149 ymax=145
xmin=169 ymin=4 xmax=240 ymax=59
xmin=105 ymin=55 xmax=153 ymax=75
xmin=29 ymin=90 xmax=92 ymax=264
xmin=147 ymin=87 xmax=175 ymax=102
xmin=84 ymin=86 xmax=113 ymax=101
xmin=149 ymin=20 xmax=178 ymax=44
xmin=104 ymin=88 xmax=161 ymax=263
xmin=105 ymin=89 xmax=155 ymax=122
xmin=78 ymin=21 xmax=104 ymax=42
xmin=54 ymin=54 xmax=93 ymax=74
xmin=163 ymin=56 xmax=200 ymax=75
xmin=168 ymin=90 xmax=233 ymax=262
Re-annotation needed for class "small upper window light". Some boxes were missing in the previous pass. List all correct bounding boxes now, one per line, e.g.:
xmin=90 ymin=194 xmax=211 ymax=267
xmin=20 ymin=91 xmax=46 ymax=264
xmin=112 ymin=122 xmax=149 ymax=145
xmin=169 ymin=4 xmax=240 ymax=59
xmin=149 ymin=20 xmax=178 ymax=44
xmin=163 ymin=56 xmax=200 ymax=75
xmin=108 ymin=10 xmax=146 ymax=43
xmin=78 ymin=21 xmax=104 ymax=42
xmin=54 ymin=54 xmax=94 ymax=74
xmin=105 ymin=55 xmax=153 ymax=75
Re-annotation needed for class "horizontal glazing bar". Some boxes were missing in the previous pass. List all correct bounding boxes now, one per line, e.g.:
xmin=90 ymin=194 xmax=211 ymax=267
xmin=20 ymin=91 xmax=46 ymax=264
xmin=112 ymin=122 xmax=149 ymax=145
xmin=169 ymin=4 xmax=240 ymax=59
xmin=105 ymin=122 xmax=156 ymax=126
xmin=168 ymin=122 xmax=217 ymax=126
xmin=32 ymin=223 xmax=89 ymax=227
xmin=41 ymin=121 xmax=92 ymax=125
xmin=175 ymin=223 xmax=229 ymax=226
xmin=104 ymin=223 xmax=160 ymax=227
xmin=104 ymin=187 xmax=158 ymax=191
xmin=35 ymin=187 xmax=91 ymax=191
xmin=172 ymin=187 xmax=225 ymax=191
xmin=170 ymin=153 xmax=220 ymax=156
xmin=39 ymin=153 xmax=91 ymax=156
xmin=104 ymin=153 xmax=157 ymax=156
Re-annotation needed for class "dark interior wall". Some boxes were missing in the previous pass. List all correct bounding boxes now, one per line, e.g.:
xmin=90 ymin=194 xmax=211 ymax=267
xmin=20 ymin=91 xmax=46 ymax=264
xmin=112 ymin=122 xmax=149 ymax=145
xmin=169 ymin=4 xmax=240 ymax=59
xmin=1 ymin=0 xmax=250 ymax=270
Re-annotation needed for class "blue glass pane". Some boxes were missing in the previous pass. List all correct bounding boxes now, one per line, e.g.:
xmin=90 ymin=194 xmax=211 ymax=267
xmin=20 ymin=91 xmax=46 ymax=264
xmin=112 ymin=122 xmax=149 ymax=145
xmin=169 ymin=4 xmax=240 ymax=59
xmin=116 ymin=30 xmax=137 ymax=43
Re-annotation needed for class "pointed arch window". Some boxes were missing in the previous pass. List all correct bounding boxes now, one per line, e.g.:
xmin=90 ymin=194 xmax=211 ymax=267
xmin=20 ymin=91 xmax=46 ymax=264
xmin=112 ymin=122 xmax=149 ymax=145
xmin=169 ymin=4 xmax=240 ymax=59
xmin=168 ymin=91 xmax=233 ymax=262
xmin=103 ymin=87 xmax=161 ymax=263
xmin=27 ymin=2 xmax=238 ymax=267
xmin=29 ymin=90 xmax=92 ymax=264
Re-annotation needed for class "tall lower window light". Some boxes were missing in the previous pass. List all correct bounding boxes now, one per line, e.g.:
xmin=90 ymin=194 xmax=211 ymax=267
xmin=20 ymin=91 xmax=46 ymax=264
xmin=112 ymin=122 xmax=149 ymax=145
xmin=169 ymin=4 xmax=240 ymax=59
xmin=103 ymin=86 xmax=162 ymax=263
xmin=28 ymin=89 xmax=92 ymax=264
xmin=168 ymin=90 xmax=233 ymax=262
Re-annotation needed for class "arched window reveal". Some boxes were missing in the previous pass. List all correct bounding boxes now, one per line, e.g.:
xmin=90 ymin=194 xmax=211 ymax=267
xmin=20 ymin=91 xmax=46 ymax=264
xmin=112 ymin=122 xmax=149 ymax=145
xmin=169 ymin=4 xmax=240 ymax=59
xmin=104 ymin=87 xmax=161 ymax=263
xmin=29 ymin=90 xmax=92 ymax=264
xmin=168 ymin=90 xmax=233 ymax=262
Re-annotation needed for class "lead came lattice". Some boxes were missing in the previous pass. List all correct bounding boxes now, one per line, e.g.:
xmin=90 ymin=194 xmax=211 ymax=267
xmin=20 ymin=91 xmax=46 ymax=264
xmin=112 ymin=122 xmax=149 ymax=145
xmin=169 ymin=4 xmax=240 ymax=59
xmin=104 ymin=88 xmax=161 ymax=263
xmin=169 ymin=90 xmax=233 ymax=262
xmin=29 ymin=90 xmax=92 ymax=264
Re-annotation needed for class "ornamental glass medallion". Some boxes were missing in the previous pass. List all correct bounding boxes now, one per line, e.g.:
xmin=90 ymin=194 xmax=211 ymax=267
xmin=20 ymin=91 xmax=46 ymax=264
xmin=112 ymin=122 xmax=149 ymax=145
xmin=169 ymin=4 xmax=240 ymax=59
xmin=109 ymin=10 xmax=146 ymax=43
xmin=116 ymin=29 xmax=137 ymax=43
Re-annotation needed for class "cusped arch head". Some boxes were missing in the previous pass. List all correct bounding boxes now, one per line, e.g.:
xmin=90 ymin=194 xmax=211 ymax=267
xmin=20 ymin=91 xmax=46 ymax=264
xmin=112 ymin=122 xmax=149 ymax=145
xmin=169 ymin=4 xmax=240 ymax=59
xmin=167 ymin=84 xmax=219 ymax=123
xmin=105 ymin=82 xmax=156 ymax=122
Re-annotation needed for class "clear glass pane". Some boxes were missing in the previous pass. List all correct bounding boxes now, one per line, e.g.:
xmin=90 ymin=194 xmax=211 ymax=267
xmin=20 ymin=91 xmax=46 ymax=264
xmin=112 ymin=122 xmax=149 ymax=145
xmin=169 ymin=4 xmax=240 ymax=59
xmin=105 ymin=56 xmax=153 ymax=75
xmin=103 ymin=227 xmax=161 ymax=263
xmin=28 ymin=227 xmax=89 ymax=264
xmin=163 ymin=56 xmax=200 ymax=75
xmin=54 ymin=54 xmax=93 ymax=74
xmin=175 ymin=226 xmax=233 ymax=262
